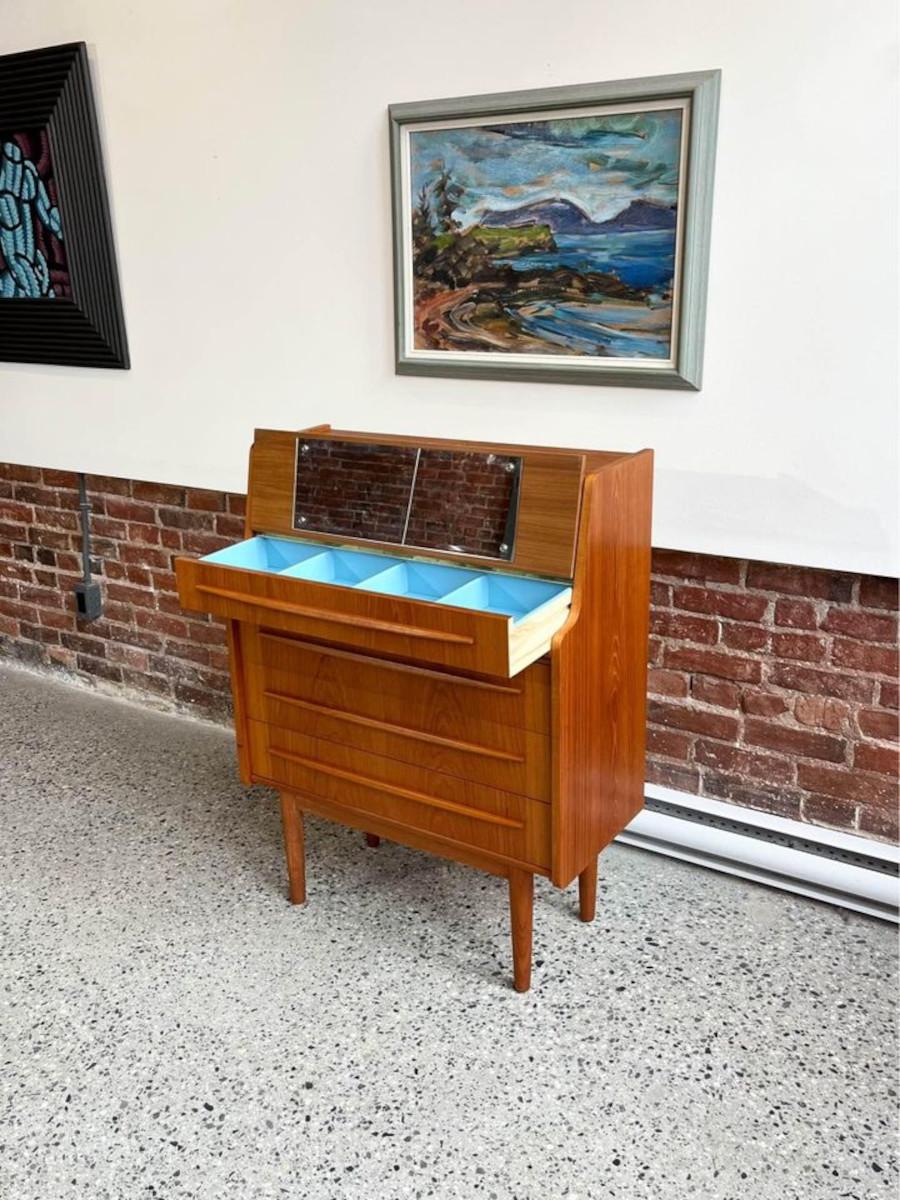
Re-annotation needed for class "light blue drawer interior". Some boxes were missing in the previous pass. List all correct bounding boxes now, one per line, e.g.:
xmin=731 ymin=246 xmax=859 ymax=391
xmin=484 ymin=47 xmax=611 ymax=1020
xmin=207 ymin=535 xmax=324 ymax=573
xmin=438 ymin=573 xmax=564 ymax=621
xmin=201 ymin=535 xmax=571 ymax=624
xmin=362 ymin=560 xmax=479 ymax=603
xmin=281 ymin=548 xmax=395 ymax=586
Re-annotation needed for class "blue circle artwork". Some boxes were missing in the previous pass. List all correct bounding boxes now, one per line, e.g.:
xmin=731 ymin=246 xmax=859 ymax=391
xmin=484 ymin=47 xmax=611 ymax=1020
xmin=0 ymin=129 xmax=69 ymax=300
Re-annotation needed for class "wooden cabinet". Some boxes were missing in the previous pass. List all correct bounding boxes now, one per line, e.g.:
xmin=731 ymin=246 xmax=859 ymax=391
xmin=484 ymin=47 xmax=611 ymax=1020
xmin=176 ymin=426 xmax=653 ymax=991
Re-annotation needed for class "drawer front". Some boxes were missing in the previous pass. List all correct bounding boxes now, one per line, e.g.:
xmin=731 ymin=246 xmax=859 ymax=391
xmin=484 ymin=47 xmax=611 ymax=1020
xmin=177 ymin=556 xmax=513 ymax=676
xmin=246 ymin=628 xmax=551 ymax=734
xmin=248 ymin=720 xmax=551 ymax=870
xmin=258 ymin=689 xmax=550 ymax=801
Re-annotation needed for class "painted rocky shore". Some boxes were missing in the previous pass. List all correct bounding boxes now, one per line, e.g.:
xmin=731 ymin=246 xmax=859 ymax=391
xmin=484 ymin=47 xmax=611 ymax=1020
xmin=412 ymin=179 xmax=677 ymax=358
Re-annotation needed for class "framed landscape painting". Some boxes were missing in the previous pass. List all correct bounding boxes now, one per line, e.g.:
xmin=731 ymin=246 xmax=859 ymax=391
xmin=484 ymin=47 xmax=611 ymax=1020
xmin=390 ymin=71 xmax=719 ymax=389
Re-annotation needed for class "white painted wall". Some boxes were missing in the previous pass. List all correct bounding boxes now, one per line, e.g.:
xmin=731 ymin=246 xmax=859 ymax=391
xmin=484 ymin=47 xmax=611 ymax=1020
xmin=1 ymin=0 xmax=897 ymax=576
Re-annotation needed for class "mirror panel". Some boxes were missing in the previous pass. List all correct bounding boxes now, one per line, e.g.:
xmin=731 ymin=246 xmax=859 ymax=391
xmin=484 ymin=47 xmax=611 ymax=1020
xmin=293 ymin=438 xmax=417 ymax=543
xmin=405 ymin=449 xmax=521 ymax=561
xmin=293 ymin=439 xmax=522 ymax=560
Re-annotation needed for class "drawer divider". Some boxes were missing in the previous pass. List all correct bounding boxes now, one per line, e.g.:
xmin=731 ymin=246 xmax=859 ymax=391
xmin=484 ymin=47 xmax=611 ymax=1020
xmin=264 ymin=691 xmax=526 ymax=764
xmin=268 ymin=746 xmax=526 ymax=830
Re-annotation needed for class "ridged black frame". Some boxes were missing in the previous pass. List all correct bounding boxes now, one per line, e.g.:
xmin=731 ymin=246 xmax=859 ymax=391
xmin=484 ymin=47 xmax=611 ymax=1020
xmin=0 ymin=42 xmax=129 ymax=368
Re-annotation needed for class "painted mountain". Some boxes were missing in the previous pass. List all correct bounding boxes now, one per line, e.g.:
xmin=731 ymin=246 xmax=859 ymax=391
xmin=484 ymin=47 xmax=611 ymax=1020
xmin=481 ymin=198 xmax=598 ymax=234
xmin=480 ymin=197 xmax=676 ymax=234
xmin=596 ymin=199 xmax=676 ymax=232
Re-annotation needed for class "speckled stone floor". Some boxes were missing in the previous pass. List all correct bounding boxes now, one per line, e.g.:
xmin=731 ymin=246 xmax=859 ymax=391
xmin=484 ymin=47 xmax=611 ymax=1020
xmin=0 ymin=660 xmax=896 ymax=1200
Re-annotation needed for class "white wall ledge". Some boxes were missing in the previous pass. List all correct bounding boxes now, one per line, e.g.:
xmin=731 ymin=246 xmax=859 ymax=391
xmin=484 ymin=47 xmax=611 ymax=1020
xmin=619 ymin=783 xmax=899 ymax=921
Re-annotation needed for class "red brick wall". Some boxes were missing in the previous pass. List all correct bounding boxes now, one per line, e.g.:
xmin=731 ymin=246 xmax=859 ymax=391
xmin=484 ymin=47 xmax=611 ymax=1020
xmin=1 ymin=463 xmax=897 ymax=842
xmin=0 ymin=465 xmax=242 ymax=720
xmin=649 ymin=552 xmax=898 ymax=840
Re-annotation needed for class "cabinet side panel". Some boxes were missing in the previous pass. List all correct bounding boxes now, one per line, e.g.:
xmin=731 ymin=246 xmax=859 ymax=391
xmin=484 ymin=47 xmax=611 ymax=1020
xmin=551 ymin=451 xmax=654 ymax=887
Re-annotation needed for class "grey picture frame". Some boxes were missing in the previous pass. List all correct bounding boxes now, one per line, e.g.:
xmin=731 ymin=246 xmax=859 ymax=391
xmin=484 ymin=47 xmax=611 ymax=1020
xmin=389 ymin=70 xmax=720 ymax=390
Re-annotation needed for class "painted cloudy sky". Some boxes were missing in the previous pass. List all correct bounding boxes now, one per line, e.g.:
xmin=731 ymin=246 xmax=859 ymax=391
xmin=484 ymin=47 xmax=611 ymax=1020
xmin=409 ymin=107 xmax=683 ymax=226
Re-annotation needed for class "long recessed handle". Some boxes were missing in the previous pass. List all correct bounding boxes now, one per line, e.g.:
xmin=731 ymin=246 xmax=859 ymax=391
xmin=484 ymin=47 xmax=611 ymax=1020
xmin=264 ymin=691 xmax=526 ymax=763
xmin=195 ymin=583 xmax=475 ymax=645
xmin=258 ymin=631 xmax=523 ymax=696
xmin=269 ymin=746 xmax=525 ymax=829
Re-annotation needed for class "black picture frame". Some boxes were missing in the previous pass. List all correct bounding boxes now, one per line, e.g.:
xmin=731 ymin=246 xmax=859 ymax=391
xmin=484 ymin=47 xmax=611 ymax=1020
xmin=0 ymin=42 xmax=129 ymax=368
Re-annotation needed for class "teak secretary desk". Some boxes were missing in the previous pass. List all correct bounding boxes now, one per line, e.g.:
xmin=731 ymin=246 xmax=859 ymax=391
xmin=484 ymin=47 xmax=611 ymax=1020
xmin=176 ymin=426 xmax=653 ymax=991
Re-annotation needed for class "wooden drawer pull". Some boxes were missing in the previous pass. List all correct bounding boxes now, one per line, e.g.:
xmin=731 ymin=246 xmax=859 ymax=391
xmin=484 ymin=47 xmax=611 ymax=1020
xmin=196 ymin=584 xmax=475 ymax=645
xmin=258 ymin=631 xmax=523 ymax=696
xmin=268 ymin=746 xmax=526 ymax=830
xmin=264 ymin=691 xmax=526 ymax=764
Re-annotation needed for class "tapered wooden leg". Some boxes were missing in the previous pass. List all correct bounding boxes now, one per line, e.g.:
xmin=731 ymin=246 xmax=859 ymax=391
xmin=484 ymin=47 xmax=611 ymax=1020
xmin=578 ymin=858 xmax=598 ymax=923
xmin=364 ymin=832 xmax=380 ymax=848
xmin=508 ymin=869 xmax=534 ymax=992
xmin=279 ymin=793 xmax=306 ymax=904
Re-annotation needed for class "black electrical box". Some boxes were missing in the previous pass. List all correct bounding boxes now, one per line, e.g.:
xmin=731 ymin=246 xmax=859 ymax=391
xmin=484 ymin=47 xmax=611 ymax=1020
xmin=74 ymin=580 xmax=102 ymax=621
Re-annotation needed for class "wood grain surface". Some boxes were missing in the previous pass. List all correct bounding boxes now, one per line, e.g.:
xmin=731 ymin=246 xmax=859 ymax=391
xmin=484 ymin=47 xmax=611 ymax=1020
xmin=551 ymin=451 xmax=654 ymax=887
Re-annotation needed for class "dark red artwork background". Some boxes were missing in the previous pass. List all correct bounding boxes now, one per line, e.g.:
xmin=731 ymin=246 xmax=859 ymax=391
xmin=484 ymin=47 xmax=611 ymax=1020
xmin=0 ymin=128 xmax=70 ymax=298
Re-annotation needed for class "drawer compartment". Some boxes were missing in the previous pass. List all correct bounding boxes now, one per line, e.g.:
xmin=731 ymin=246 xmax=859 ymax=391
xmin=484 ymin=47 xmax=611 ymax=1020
xmin=175 ymin=536 xmax=571 ymax=678
xmin=248 ymin=720 xmax=551 ymax=869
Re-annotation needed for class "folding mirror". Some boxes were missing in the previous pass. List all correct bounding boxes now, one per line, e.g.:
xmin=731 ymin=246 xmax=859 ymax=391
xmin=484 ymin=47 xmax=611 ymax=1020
xmin=293 ymin=438 xmax=417 ymax=544
xmin=293 ymin=438 xmax=522 ymax=560
xmin=406 ymin=449 xmax=521 ymax=560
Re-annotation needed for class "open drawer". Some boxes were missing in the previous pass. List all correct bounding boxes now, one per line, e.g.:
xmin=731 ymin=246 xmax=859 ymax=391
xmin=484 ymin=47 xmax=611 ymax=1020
xmin=175 ymin=535 xmax=572 ymax=678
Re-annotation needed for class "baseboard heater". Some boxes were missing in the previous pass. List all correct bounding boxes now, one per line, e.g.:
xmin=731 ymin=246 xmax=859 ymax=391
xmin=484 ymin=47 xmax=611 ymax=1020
xmin=619 ymin=785 xmax=899 ymax=923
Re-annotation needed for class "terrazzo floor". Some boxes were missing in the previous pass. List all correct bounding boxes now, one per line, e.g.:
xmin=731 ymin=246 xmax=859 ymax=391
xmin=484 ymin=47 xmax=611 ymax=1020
xmin=0 ymin=660 xmax=896 ymax=1200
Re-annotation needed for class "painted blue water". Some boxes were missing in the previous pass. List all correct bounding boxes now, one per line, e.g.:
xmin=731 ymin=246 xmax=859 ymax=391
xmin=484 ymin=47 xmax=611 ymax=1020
xmin=494 ymin=229 xmax=676 ymax=290
xmin=510 ymin=301 xmax=670 ymax=358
